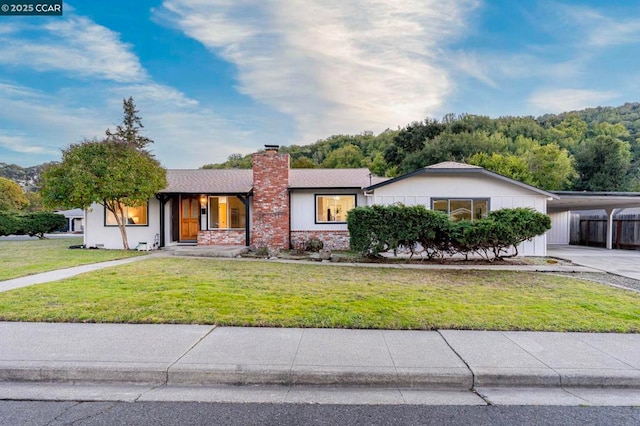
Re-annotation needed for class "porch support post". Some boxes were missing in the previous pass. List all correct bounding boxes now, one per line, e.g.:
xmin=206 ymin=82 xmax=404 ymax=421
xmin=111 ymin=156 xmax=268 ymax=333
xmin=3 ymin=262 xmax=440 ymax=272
xmin=237 ymin=194 xmax=251 ymax=247
xmin=156 ymin=194 xmax=170 ymax=248
xmin=605 ymin=208 xmax=617 ymax=250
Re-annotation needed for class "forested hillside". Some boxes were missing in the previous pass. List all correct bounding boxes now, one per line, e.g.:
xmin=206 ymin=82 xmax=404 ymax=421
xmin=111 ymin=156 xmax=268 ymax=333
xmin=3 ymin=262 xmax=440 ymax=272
xmin=204 ymin=103 xmax=640 ymax=192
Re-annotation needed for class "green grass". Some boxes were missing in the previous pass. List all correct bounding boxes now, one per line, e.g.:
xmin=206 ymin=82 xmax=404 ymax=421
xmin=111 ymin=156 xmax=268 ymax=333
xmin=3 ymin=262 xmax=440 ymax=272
xmin=0 ymin=238 xmax=147 ymax=281
xmin=0 ymin=257 xmax=639 ymax=332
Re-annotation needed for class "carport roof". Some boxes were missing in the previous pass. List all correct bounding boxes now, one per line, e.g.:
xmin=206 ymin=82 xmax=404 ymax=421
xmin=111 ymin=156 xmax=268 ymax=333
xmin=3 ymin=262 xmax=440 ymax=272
xmin=549 ymin=191 xmax=640 ymax=212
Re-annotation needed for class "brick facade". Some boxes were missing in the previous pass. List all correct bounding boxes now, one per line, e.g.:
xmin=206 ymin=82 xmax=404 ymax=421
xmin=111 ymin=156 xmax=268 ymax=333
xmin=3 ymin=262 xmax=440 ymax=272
xmin=198 ymin=230 xmax=246 ymax=246
xmin=250 ymin=149 xmax=290 ymax=250
xmin=290 ymin=230 xmax=351 ymax=250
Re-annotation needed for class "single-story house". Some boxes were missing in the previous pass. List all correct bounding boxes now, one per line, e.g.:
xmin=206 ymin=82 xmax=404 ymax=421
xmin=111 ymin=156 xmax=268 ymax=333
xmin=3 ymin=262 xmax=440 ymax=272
xmin=84 ymin=145 xmax=566 ymax=256
xmin=55 ymin=208 xmax=85 ymax=233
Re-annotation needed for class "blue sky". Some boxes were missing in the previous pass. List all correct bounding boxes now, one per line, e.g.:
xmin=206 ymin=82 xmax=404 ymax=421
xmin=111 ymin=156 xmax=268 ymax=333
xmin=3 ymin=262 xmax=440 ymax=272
xmin=1 ymin=0 xmax=639 ymax=168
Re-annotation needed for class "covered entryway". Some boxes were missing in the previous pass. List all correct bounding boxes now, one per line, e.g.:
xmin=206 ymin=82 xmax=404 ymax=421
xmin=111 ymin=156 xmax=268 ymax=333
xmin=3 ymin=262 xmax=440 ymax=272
xmin=548 ymin=245 xmax=640 ymax=280
xmin=180 ymin=195 xmax=200 ymax=242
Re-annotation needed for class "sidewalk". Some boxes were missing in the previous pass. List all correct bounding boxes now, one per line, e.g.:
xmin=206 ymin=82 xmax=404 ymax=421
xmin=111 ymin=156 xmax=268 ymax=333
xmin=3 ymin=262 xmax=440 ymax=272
xmin=1 ymin=323 xmax=639 ymax=390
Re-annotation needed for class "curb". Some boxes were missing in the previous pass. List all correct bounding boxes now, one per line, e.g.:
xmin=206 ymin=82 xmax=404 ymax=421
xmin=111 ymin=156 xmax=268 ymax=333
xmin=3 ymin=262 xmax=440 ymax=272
xmin=3 ymin=364 xmax=640 ymax=389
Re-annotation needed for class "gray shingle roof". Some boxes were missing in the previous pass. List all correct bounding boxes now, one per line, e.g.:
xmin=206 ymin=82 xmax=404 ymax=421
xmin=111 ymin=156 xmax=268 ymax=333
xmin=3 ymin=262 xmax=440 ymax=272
xmin=159 ymin=169 xmax=253 ymax=193
xmin=159 ymin=168 xmax=386 ymax=193
xmin=289 ymin=168 xmax=386 ymax=188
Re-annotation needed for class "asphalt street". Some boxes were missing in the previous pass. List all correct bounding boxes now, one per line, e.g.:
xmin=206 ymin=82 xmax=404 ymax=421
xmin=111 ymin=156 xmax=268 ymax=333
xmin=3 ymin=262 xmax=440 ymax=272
xmin=2 ymin=401 xmax=640 ymax=426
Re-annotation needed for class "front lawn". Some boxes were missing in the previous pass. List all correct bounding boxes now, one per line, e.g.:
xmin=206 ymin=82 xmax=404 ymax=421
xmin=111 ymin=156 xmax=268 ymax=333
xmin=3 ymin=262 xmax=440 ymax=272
xmin=0 ymin=238 xmax=147 ymax=281
xmin=0 ymin=258 xmax=638 ymax=332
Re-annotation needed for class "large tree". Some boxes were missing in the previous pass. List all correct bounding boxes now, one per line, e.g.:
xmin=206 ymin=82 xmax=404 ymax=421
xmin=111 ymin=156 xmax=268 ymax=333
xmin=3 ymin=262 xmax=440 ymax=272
xmin=321 ymin=144 xmax=365 ymax=168
xmin=0 ymin=177 xmax=29 ymax=212
xmin=42 ymin=98 xmax=166 ymax=249
xmin=42 ymin=140 xmax=166 ymax=249
xmin=524 ymin=143 xmax=576 ymax=190
xmin=574 ymin=135 xmax=631 ymax=191
xmin=467 ymin=152 xmax=533 ymax=185
xmin=105 ymin=96 xmax=153 ymax=150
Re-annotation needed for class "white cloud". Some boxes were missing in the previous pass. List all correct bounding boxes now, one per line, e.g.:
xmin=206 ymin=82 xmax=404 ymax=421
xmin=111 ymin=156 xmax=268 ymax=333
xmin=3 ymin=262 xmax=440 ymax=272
xmin=156 ymin=0 xmax=479 ymax=141
xmin=0 ymin=133 xmax=52 ymax=155
xmin=550 ymin=3 xmax=640 ymax=48
xmin=0 ymin=11 xmax=262 ymax=168
xmin=0 ymin=80 xmax=259 ymax=168
xmin=0 ymin=16 xmax=146 ymax=82
xmin=528 ymin=88 xmax=619 ymax=114
xmin=107 ymin=84 xmax=259 ymax=167
xmin=0 ymin=82 xmax=109 ymax=157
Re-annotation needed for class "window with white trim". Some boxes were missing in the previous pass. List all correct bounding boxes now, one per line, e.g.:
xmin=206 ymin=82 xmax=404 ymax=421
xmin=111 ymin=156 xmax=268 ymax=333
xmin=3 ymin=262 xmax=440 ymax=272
xmin=432 ymin=198 xmax=488 ymax=222
xmin=315 ymin=195 xmax=356 ymax=223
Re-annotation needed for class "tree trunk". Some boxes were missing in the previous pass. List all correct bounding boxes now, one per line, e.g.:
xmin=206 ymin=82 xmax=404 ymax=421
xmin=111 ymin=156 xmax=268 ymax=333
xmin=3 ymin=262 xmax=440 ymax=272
xmin=105 ymin=201 xmax=130 ymax=250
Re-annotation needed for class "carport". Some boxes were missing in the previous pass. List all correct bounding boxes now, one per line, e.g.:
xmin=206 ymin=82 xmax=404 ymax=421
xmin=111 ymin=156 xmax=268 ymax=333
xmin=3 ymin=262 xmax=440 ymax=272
xmin=549 ymin=192 xmax=640 ymax=250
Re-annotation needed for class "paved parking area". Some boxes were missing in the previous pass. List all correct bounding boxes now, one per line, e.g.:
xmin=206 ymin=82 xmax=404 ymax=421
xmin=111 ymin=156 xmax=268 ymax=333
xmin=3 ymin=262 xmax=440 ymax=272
xmin=548 ymin=245 xmax=640 ymax=280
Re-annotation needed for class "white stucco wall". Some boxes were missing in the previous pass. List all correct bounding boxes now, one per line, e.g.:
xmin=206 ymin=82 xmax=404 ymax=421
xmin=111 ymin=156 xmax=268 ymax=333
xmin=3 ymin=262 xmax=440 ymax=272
xmin=84 ymin=199 xmax=161 ymax=249
xmin=290 ymin=190 xmax=366 ymax=231
xmin=370 ymin=173 xmax=549 ymax=256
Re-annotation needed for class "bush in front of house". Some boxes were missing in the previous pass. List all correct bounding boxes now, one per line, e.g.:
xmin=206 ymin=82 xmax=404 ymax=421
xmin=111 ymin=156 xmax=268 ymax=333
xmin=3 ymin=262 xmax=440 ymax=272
xmin=14 ymin=212 xmax=67 ymax=239
xmin=347 ymin=204 xmax=388 ymax=256
xmin=347 ymin=204 xmax=451 ymax=257
xmin=304 ymin=237 xmax=324 ymax=252
xmin=348 ymin=205 xmax=551 ymax=261
xmin=478 ymin=207 xmax=552 ymax=258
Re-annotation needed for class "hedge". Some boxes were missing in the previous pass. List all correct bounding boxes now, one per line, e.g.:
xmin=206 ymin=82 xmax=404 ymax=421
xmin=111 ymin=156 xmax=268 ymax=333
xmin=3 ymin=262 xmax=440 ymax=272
xmin=347 ymin=205 xmax=551 ymax=260
xmin=0 ymin=212 xmax=67 ymax=239
xmin=0 ymin=211 xmax=20 ymax=236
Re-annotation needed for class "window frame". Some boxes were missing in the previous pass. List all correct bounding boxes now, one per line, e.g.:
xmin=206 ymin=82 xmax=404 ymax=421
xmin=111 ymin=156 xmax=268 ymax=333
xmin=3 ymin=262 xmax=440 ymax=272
xmin=431 ymin=198 xmax=490 ymax=222
xmin=314 ymin=194 xmax=357 ymax=224
xmin=207 ymin=195 xmax=247 ymax=230
xmin=104 ymin=201 xmax=149 ymax=227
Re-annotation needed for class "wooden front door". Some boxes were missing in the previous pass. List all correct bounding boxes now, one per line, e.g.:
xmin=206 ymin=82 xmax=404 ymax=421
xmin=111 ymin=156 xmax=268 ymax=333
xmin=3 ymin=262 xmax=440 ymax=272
xmin=180 ymin=196 xmax=200 ymax=241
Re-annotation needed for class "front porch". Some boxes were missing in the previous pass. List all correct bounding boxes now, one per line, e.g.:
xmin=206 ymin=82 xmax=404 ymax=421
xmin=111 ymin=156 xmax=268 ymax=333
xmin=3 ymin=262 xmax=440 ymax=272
xmin=161 ymin=245 xmax=249 ymax=258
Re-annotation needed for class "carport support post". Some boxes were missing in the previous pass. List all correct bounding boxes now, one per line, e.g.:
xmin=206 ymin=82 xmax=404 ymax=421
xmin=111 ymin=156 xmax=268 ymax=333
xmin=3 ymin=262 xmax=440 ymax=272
xmin=605 ymin=208 xmax=617 ymax=250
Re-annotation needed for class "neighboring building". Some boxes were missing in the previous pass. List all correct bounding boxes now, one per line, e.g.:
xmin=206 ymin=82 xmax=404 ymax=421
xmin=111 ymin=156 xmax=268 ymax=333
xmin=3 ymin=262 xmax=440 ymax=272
xmin=55 ymin=208 xmax=84 ymax=233
xmin=89 ymin=146 xmax=640 ymax=256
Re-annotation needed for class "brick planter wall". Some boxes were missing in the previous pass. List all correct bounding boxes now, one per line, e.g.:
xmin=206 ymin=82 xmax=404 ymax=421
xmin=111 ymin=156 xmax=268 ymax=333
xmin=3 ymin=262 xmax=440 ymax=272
xmin=290 ymin=230 xmax=351 ymax=250
xmin=251 ymin=150 xmax=290 ymax=250
xmin=198 ymin=230 xmax=246 ymax=245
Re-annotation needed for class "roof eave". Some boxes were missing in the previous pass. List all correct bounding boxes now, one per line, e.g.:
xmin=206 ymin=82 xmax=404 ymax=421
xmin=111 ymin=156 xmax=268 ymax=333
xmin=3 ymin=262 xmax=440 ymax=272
xmin=366 ymin=167 xmax=558 ymax=199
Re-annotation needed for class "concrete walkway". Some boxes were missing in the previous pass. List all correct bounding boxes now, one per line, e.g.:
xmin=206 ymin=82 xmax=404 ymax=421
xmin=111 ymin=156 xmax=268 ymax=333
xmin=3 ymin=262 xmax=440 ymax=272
xmin=0 ymin=253 xmax=165 ymax=293
xmin=1 ymin=323 xmax=639 ymax=391
xmin=548 ymin=245 xmax=640 ymax=280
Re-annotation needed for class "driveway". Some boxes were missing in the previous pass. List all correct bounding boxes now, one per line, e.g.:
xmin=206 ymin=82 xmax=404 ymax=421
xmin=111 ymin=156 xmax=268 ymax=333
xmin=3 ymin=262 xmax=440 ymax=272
xmin=548 ymin=245 xmax=640 ymax=281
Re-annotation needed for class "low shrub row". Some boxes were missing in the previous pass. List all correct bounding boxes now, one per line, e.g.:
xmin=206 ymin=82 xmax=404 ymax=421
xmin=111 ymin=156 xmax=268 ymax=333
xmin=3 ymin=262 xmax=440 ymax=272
xmin=347 ymin=204 xmax=551 ymax=260
xmin=0 ymin=211 xmax=67 ymax=239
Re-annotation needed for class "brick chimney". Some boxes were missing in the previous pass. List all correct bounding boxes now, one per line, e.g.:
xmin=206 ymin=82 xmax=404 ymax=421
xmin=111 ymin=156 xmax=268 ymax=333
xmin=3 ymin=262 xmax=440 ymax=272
xmin=251 ymin=145 xmax=290 ymax=250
